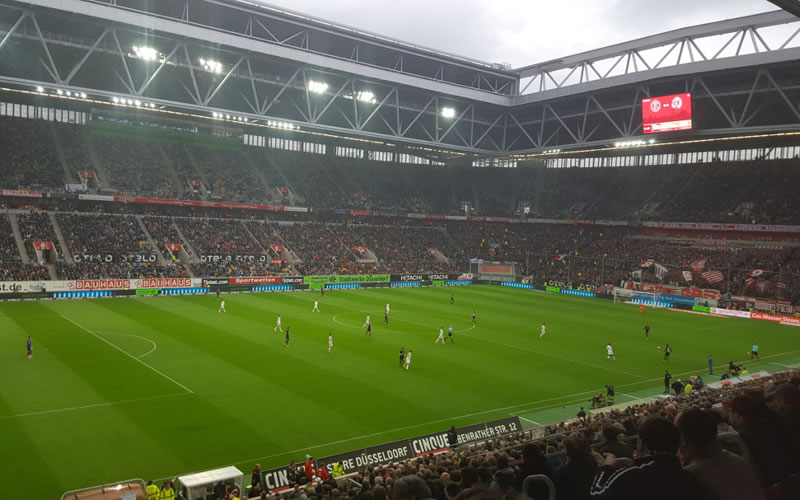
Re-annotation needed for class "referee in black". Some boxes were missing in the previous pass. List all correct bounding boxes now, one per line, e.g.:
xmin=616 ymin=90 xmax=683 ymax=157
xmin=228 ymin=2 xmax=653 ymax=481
xmin=664 ymin=370 xmax=672 ymax=394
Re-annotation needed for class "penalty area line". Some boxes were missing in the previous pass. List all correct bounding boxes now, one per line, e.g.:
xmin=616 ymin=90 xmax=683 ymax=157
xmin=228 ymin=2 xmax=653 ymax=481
xmin=60 ymin=314 xmax=194 ymax=394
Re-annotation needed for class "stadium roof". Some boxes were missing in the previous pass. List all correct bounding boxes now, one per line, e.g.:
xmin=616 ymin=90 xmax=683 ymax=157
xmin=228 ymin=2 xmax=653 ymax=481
xmin=2 ymin=0 xmax=800 ymax=156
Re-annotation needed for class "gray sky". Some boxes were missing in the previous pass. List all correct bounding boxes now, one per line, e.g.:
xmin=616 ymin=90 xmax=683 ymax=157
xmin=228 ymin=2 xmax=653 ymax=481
xmin=258 ymin=0 xmax=776 ymax=67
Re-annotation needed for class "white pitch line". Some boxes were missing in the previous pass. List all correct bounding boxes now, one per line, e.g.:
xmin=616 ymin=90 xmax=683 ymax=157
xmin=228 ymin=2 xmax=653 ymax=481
xmin=458 ymin=331 xmax=649 ymax=381
xmin=0 ymin=392 xmax=185 ymax=419
xmin=60 ymin=315 xmax=194 ymax=394
xmin=98 ymin=332 xmax=158 ymax=358
xmin=518 ymin=416 xmax=542 ymax=425
xmin=619 ymin=393 xmax=638 ymax=400
xmin=331 ymin=312 xmax=476 ymax=335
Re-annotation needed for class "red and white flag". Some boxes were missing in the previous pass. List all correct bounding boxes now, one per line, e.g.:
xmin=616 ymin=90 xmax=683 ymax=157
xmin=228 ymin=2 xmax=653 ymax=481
xmin=701 ymin=270 xmax=724 ymax=284
xmin=746 ymin=268 xmax=767 ymax=278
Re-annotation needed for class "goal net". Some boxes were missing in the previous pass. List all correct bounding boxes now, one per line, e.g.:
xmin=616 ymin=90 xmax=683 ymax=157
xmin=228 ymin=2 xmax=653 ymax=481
xmin=614 ymin=290 xmax=669 ymax=308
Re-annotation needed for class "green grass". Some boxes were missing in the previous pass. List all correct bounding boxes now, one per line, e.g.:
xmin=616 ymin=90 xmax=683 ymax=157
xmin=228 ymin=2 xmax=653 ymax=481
xmin=1 ymin=285 xmax=799 ymax=498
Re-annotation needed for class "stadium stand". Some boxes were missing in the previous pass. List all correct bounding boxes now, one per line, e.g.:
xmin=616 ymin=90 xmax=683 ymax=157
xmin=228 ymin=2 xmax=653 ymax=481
xmin=3 ymin=119 xmax=800 ymax=224
xmin=238 ymin=369 xmax=800 ymax=500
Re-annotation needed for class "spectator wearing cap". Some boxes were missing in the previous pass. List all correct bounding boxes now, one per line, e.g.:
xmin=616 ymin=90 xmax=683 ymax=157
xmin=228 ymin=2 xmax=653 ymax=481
xmin=676 ymin=408 xmax=764 ymax=500
xmin=589 ymin=417 xmax=703 ymax=499
xmin=726 ymin=394 xmax=795 ymax=486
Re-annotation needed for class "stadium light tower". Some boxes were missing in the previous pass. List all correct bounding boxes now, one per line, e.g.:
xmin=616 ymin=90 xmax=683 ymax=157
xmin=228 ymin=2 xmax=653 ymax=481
xmin=440 ymin=107 xmax=456 ymax=119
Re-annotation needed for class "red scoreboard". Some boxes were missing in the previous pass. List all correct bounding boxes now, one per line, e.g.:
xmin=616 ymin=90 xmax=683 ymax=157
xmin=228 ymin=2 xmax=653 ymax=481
xmin=642 ymin=93 xmax=692 ymax=133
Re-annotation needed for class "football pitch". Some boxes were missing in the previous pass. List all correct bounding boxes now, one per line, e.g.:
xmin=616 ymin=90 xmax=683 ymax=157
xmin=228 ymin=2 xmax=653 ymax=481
xmin=2 ymin=286 xmax=799 ymax=498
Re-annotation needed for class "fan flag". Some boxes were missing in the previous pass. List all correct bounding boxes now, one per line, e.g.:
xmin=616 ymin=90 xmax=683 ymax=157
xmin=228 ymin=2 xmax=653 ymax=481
xmin=701 ymin=270 xmax=724 ymax=283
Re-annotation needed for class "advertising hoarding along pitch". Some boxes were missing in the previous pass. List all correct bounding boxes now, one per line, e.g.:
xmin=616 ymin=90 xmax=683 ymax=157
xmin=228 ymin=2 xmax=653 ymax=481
xmin=642 ymin=93 xmax=692 ymax=133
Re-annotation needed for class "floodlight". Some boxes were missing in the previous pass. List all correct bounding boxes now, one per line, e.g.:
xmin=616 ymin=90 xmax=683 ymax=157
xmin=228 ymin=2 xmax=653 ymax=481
xmin=35 ymin=86 xmax=44 ymax=93
xmin=132 ymin=45 xmax=158 ymax=61
xmin=80 ymin=92 xmax=87 ymax=98
xmin=112 ymin=97 xmax=119 ymax=103
xmin=357 ymin=91 xmax=376 ymax=104
xmin=148 ymin=103 xmax=155 ymax=108
xmin=127 ymin=99 xmax=133 ymax=105
xmin=56 ymin=89 xmax=63 ymax=95
xmin=440 ymin=107 xmax=456 ymax=119
xmin=308 ymin=80 xmax=329 ymax=94
xmin=134 ymin=100 xmax=141 ymax=107
xmin=225 ymin=114 xmax=230 ymax=119
xmin=199 ymin=58 xmax=223 ymax=74
xmin=66 ymin=91 xmax=72 ymax=96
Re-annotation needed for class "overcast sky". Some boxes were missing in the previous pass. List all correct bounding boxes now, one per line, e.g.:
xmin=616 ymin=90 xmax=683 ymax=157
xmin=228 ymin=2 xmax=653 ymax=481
xmin=259 ymin=0 xmax=776 ymax=67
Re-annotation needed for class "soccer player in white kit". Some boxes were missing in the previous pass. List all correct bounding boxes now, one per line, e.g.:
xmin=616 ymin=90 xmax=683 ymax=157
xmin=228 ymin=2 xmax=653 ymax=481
xmin=435 ymin=327 xmax=445 ymax=344
xmin=274 ymin=314 xmax=282 ymax=332
xmin=540 ymin=323 xmax=546 ymax=337
xmin=218 ymin=300 xmax=226 ymax=313
xmin=363 ymin=314 xmax=371 ymax=328
xmin=328 ymin=332 xmax=333 ymax=353
xmin=405 ymin=350 xmax=412 ymax=370
xmin=312 ymin=300 xmax=320 ymax=312
xmin=606 ymin=343 xmax=616 ymax=361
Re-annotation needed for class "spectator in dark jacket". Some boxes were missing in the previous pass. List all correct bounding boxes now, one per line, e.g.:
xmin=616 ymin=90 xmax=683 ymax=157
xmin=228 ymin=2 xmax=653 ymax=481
xmin=599 ymin=425 xmax=633 ymax=460
xmin=514 ymin=443 xmax=553 ymax=500
xmin=726 ymin=394 xmax=795 ymax=486
xmin=489 ymin=455 xmax=515 ymax=493
xmin=589 ymin=417 xmax=703 ymax=499
xmin=557 ymin=437 xmax=597 ymax=500
xmin=676 ymin=408 xmax=764 ymax=500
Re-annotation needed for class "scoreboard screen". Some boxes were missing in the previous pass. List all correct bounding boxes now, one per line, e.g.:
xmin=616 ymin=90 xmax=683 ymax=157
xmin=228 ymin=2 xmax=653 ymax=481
xmin=642 ymin=93 xmax=692 ymax=133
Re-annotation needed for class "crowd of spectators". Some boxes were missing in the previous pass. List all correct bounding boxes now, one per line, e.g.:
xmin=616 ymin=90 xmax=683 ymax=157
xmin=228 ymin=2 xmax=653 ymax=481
xmin=92 ymin=136 xmax=179 ymax=198
xmin=4 ymin=117 xmax=800 ymax=226
xmin=245 ymin=369 xmax=800 ymax=500
xmin=0 ymin=117 xmax=66 ymax=190
xmin=2 ymin=207 xmax=800 ymax=304
xmin=17 ymin=211 xmax=59 ymax=262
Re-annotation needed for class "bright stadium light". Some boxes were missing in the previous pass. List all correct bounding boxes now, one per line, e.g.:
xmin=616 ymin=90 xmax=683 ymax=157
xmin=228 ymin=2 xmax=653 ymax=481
xmin=134 ymin=100 xmax=141 ymax=107
xmin=308 ymin=80 xmax=329 ymax=94
xmin=132 ymin=45 xmax=158 ymax=61
xmin=440 ymin=107 xmax=456 ymax=119
xmin=357 ymin=91 xmax=377 ymax=104
xmin=112 ymin=97 xmax=119 ymax=103
xmin=80 ymin=92 xmax=87 ymax=99
xmin=199 ymin=58 xmax=223 ymax=74
xmin=56 ymin=89 xmax=63 ymax=95
xmin=35 ymin=86 xmax=44 ymax=93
